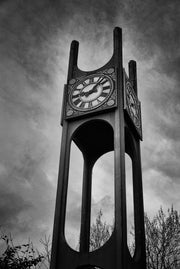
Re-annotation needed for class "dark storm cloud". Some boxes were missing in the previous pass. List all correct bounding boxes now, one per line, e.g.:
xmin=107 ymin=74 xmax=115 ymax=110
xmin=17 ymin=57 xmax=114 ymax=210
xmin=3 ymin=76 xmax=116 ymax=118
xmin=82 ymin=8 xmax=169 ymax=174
xmin=0 ymin=0 xmax=66 ymax=242
xmin=122 ymin=0 xmax=180 ymax=59
xmin=0 ymin=0 xmax=118 ymax=116
xmin=54 ymin=0 xmax=119 ymax=24
xmin=121 ymin=1 xmax=180 ymax=183
xmin=0 ymin=0 xmax=119 ymax=72
xmin=0 ymin=191 xmax=32 ymax=230
xmin=0 ymin=144 xmax=55 ymax=237
xmin=146 ymin=142 xmax=180 ymax=180
xmin=0 ymin=0 xmax=61 ymax=87
xmin=1 ymin=0 xmax=178 ymax=82
xmin=121 ymin=0 xmax=180 ymax=93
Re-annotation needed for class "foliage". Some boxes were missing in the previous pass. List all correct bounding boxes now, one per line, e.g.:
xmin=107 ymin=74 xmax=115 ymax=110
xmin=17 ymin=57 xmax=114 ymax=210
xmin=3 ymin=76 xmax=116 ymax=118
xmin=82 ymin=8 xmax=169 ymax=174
xmin=1 ymin=206 xmax=179 ymax=269
xmin=89 ymin=207 xmax=180 ymax=269
xmin=89 ymin=210 xmax=112 ymax=251
xmin=0 ymin=232 xmax=43 ymax=269
xmin=144 ymin=206 xmax=180 ymax=269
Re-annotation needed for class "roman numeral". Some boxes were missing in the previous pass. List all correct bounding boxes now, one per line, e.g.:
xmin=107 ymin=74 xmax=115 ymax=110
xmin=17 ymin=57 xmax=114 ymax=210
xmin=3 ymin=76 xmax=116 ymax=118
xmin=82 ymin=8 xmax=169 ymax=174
xmin=79 ymin=102 xmax=85 ymax=108
xmin=73 ymin=98 xmax=81 ymax=106
xmin=101 ymin=79 xmax=108 ymax=85
xmin=102 ymin=85 xmax=110 ymax=91
xmin=87 ymin=102 xmax=93 ymax=108
xmin=72 ymin=92 xmax=80 ymax=98
xmin=101 ymin=92 xmax=108 ymax=97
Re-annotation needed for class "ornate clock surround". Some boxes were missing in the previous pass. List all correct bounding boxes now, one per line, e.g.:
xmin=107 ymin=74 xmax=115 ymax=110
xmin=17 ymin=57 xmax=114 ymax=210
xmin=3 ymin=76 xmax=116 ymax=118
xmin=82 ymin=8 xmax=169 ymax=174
xmin=65 ymin=68 xmax=117 ymax=119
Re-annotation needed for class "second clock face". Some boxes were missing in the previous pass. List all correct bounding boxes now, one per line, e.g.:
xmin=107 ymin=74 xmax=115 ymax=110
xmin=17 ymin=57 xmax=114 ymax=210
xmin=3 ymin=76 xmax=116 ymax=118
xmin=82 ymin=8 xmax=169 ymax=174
xmin=126 ymin=81 xmax=141 ymax=129
xmin=69 ymin=74 xmax=113 ymax=111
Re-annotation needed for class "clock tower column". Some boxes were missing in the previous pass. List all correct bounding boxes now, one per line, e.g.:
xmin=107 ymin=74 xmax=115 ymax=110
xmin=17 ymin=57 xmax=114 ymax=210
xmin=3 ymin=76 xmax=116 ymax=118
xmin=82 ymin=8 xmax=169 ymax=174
xmin=50 ymin=27 xmax=146 ymax=269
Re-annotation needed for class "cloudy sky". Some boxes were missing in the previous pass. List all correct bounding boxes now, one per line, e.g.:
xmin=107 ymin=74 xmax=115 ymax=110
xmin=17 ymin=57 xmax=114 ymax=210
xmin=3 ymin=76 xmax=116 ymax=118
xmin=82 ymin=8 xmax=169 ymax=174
xmin=0 ymin=0 xmax=180 ymax=253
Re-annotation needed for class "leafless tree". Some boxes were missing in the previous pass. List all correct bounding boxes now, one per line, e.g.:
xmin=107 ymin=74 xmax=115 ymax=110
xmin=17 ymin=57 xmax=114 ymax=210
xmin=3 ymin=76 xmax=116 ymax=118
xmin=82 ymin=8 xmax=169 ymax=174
xmin=1 ymin=206 xmax=179 ymax=269
xmin=144 ymin=206 xmax=180 ymax=269
xmin=39 ymin=235 xmax=51 ymax=269
xmin=89 ymin=207 xmax=180 ymax=269
xmin=89 ymin=210 xmax=112 ymax=252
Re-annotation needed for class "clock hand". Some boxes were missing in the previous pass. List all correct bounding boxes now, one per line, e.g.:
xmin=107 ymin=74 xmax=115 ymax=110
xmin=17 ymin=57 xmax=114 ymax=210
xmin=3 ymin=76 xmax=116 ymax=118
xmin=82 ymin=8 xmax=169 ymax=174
xmin=72 ymin=92 xmax=86 ymax=98
xmin=97 ymin=76 xmax=105 ymax=84
xmin=73 ymin=77 xmax=105 ymax=98
xmin=91 ymin=77 xmax=105 ymax=91
xmin=72 ymin=89 xmax=96 ymax=98
xmin=84 ymin=77 xmax=105 ymax=97
xmin=72 ymin=93 xmax=79 ymax=98
xmin=84 ymin=86 xmax=98 ymax=97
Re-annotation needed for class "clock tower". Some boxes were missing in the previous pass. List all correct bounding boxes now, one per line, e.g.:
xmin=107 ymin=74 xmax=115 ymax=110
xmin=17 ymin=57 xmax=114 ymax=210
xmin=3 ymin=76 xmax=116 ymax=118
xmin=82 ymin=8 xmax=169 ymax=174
xmin=50 ymin=27 xmax=146 ymax=269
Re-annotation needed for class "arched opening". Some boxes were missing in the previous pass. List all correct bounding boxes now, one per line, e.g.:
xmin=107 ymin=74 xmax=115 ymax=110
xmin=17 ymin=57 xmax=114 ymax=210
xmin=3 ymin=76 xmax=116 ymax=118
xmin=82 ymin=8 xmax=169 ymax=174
xmin=125 ymin=127 xmax=136 ymax=257
xmin=125 ymin=153 xmax=135 ymax=257
xmin=90 ymin=151 xmax=114 ymax=252
xmin=72 ymin=119 xmax=114 ymax=252
xmin=72 ymin=119 xmax=114 ymax=162
xmin=65 ymin=141 xmax=84 ymax=251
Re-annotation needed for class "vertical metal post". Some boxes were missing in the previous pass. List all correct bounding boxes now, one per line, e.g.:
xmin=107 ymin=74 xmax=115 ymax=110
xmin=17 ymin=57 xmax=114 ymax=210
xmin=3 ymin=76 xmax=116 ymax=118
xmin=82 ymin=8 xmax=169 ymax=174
xmin=67 ymin=40 xmax=79 ymax=82
xmin=80 ymin=157 xmax=93 ymax=253
xmin=113 ymin=27 xmax=127 ymax=269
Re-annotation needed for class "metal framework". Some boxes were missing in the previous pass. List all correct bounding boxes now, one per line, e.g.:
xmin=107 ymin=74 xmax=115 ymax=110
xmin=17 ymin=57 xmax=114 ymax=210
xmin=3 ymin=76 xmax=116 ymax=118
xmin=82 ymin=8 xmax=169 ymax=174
xmin=50 ymin=27 xmax=146 ymax=269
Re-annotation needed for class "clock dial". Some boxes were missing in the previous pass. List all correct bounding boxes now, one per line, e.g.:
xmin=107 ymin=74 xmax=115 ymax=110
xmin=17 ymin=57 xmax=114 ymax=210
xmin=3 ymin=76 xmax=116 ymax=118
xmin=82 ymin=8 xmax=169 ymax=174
xmin=125 ymin=81 xmax=141 ymax=130
xmin=69 ymin=74 xmax=113 ymax=111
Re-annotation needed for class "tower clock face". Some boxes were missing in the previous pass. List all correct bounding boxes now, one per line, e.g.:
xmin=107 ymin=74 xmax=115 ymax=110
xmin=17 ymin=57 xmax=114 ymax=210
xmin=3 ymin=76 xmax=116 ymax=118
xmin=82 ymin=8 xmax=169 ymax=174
xmin=69 ymin=74 xmax=113 ymax=111
xmin=124 ymin=78 xmax=142 ymax=139
xmin=126 ymin=82 xmax=141 ymax=128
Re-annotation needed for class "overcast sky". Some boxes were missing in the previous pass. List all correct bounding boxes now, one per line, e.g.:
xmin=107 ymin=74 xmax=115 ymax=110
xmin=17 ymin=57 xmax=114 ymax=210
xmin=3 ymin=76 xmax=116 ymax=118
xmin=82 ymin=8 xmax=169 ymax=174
xmin=0 ymin=0 xmax=180 ymax=253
